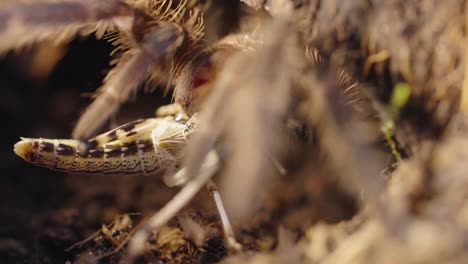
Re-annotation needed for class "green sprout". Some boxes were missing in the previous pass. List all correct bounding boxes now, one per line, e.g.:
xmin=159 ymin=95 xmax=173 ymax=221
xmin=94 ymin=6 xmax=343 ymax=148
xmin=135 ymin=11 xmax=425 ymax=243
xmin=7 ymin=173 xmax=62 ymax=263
xmin=389 ymin=82 xmax=412 ymax=118
xmin=382 ymin=82 xmax=412 ymax=162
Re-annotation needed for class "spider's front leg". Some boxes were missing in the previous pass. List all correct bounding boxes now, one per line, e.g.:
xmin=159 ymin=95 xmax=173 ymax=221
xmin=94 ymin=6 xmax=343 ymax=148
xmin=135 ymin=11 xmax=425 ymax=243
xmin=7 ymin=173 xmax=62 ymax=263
xmin=72 ymin=22 xmax=185 ymax=140
xmin=0 ymin=0 xmax=138 ymax=53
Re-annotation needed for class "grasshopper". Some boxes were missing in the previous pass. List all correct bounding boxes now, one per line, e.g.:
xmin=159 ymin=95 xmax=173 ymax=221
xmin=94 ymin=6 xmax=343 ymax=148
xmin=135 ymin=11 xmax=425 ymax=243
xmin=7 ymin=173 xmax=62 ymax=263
xmin=14 ymin=104 xmax=240 ymax=255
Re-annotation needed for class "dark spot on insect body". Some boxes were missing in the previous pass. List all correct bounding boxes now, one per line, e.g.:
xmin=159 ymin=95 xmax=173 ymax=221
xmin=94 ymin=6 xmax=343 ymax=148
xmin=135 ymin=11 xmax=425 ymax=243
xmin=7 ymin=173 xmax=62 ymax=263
xmin=86 ymin=139 xmax=99 ymax=149
xmin=121 ymin=142 xmax=139 ymax=157
xmin=36 ymin=154 xmax=45 ymax=163
xmin=25 ymin=151 xmax=37 ymax=162
xmin=137 ymin=140 xmax=154 ymax=152
xmin=88 ymin=148 xmax=104 ymax=158
xmin=56 ymin=143 xmax=76 ymax=156
xmin=106 ymin=130 xmax=118 ymax=142
xmin=119 ymin=120 xmax=143 ymax=132
xmin=125 ymin=131 xmax=138 ymax=137
xmin=25 ymin=141 xmax=40 ymax=162
xmin=40 ymin=141 xmax=54 ymax=153
xmin=107 ymin=119 xmax=145 ymax=138
xmin=105 ymin=146 xmax=122 ymax=158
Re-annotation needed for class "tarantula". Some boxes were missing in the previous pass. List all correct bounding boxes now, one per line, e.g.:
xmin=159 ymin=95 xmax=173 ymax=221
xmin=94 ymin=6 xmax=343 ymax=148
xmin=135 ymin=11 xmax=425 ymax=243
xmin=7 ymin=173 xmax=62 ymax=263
xmin=3 ymin=0 xmax=250 ymax=253
xmin=6 ymin=0 xmax=365 ymax=258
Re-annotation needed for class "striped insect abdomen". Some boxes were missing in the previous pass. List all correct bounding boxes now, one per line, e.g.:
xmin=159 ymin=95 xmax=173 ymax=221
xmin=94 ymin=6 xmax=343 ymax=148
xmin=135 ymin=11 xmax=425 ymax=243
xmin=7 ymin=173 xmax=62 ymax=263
xmin=14 ymin=136 xmax=163 ymax=175
xmin=14 ymin=117 xmax=188 ymax=176
xmin=14 ymin=138 xmax=76 ymax=171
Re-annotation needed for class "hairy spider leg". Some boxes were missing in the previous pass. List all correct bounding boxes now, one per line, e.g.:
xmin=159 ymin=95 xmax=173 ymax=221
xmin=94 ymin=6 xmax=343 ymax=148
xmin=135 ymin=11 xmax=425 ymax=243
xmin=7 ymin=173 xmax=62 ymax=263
xmin=73 ymin=22 xmax=185 ymax=140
